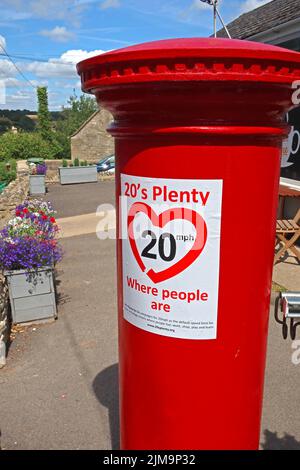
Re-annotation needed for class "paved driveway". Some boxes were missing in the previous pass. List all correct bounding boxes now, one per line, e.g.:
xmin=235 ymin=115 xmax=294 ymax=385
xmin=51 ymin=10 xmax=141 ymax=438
xmin=0 ymin=181 xmax=299 ymax=450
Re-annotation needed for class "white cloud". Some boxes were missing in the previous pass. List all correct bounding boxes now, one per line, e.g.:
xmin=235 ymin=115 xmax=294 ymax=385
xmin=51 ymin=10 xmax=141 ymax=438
xmin=54 ymin=79 xmax=81 ymax=89
xmin=24 ymin=61 xmax=76 ymax=79
xmin=191 ymin=0 xmax=211 ymax=10
xmin=2 ymin=77 xmax=21 ymax=88
xmin=4 ymin=77 xmax=48 ymax=88
xmin=0 ymin=32 xmax=107 ymax=109
xmin=40 ymin=26 xmax=75 ymax=43
xmin=100 ymin=0 xmax=121 ymax=9
xmin=22 ymin=48 xmax=106 ymax=79
xmin=0 ymin=9 xmax=32 ymax=21
xmin=29 ymin=0 xmax=80 ymax=20
xmin=8 ymin=90 xmax=34 ymax=101
xmin=0 ymin=0 xmax=86 ymax=25
xmin=240 ymin=0 xmax=272 ymax=14
xmin=60 ymin=48 xmax=106 ymax=64
xmin=0 ymin=59 xmax=17 ymax=79
xmin=0 ymin=35 xmax=6 ymax=49
xmin=179 ymin=0 xmax=213 ymax=23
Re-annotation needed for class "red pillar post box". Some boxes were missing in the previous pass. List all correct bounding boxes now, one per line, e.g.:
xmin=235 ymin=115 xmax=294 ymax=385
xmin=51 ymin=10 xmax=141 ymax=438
xmin=77 ymin=39 xmax=300 ymax=450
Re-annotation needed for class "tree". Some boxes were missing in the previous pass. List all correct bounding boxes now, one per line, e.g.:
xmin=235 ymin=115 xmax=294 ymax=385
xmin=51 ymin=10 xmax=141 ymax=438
xmin=0 ymin=132 xmax=62 ymax=161
xmin=37 ymin=87 xmax=52 ymax=141
xmin=17 ymin=115 xmax=35 ymax=132
xmin=0 ymin=110 xmax=36 ymax=132
xmin=0 ymin=117 xmax=12 ymax=134
xmin=59 ymin=91 xmax=98 ymax=136
xmin=55 ymin=92 xmax=98 ymax=159
xmin=35 ymin=86 xmax=63 ymax=158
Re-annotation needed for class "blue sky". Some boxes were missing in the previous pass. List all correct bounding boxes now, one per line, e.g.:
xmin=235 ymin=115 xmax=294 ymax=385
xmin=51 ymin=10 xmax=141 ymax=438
xmin=0 ymin=0 xmax=271 ymax=110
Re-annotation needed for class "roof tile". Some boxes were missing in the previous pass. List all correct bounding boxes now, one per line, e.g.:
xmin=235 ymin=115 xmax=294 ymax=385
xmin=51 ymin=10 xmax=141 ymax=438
xmin=217 ymin=0 xmax=300 ymax=39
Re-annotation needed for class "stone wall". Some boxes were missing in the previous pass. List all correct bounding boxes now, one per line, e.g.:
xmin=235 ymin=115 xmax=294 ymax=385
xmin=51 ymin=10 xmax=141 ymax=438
xmin=0 ymin=167 xmax=29 ymax=368
xmin=45 ymin=160 xmax=62 ymax=183
xmin=0 ymin=171 xmax=29 ymax=229
xmin=0 ymin=278 xmax=9 ymax=368
xmin=71 ymin=109 xmax=114 ymax=163
xmin=19 ymin=160 xmax=62 ymax=184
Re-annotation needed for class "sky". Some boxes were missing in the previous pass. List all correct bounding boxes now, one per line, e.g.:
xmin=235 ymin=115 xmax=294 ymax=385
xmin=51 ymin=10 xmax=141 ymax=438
xmin=0 ymin=0 xmax=272 ymax=111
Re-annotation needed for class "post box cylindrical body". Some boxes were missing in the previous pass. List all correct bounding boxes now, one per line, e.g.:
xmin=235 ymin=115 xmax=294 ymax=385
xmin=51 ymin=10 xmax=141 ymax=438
xmin=78 ymin=39 xmax=300 ymax=449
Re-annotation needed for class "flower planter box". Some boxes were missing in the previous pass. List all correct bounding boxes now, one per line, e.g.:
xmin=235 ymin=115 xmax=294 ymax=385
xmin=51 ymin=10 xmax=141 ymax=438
xmin=59 ymin=166 xmax=97 ymax=185
xmin=5 ymin=267 xmax=57 ymax=324
xmin=29 ymin=175 xmax=46 ymax=195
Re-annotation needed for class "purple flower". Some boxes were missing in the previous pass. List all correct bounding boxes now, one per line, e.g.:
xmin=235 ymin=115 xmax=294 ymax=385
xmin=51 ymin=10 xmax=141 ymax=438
xmin=16 ymin=200 xmax=55 ymax=218
xmin=0 ymin=236 xmax=62 ymax=271
xmin=13 ymin=200 xmax=59 ymax=240
xmin=36 ymin=163 xmax=47 ymax=175
xmin=0 ymin=199 xmax=63 ymax=272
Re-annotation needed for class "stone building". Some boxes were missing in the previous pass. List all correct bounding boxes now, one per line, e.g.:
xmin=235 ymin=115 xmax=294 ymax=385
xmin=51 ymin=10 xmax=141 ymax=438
xmin=71 ymin=109 xmax=114 ymax=163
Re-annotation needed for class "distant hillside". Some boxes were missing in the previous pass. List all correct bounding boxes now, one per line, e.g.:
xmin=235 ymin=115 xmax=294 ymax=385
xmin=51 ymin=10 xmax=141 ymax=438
xmin=0 ymin=109 xmax=62 ymax=133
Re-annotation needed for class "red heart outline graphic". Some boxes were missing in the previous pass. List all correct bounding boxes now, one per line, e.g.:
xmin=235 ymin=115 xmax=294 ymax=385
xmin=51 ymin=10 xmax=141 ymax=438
xmin=127 ymin=202 xmax=207 ymax=284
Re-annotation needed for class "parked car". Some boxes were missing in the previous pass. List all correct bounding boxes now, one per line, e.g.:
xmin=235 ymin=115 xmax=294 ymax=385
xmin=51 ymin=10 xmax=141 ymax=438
xmin=96 ymin=155 xmax=115 ymax=174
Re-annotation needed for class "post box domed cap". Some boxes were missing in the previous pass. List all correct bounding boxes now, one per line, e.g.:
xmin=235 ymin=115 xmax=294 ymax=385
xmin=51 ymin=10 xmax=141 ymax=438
xmin=77 ymin=37 xmax=300 ymax=91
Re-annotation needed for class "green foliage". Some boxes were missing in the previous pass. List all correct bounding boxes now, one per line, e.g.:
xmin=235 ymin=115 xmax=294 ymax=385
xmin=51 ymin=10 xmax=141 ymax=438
xmin=0 ymin=110 xmax=37 ymax=132
xmin=74 ymin=158 xmax=80 ymax=167
xmin=0 ymin=110 xmax=61 ymax=132
xmin=37 ymin=87 xmax=52 ymax=142
xmin=54 ymin=130 xmax=70 ymax=159
xmin=0 ymin=91 xmax=97 ymax=161
xmin=80 ymin=160 xmax=87 ymax=166
xmin=62 ymin=159 xmax=68 ymax=167
xmin=54 ymin=92 xmax=98 ymax=159
xmin=0 ymin=117 xmax=13 ymax=134
xmin=60 ymin=92 xmax=98 ymax=136
xmin=17 ymin=115 xmax=35 ymax=132
xmin=0 ymin=132 xmax=62 ymax=161
xmin=0 ymin=159 xmax=17 ymax=184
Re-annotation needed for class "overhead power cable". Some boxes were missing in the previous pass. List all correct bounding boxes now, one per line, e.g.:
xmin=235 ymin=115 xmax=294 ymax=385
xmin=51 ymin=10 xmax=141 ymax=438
xmin=0 ymin=52 xmax=80 ymax=66
xmin=0 ymin=43 xmax=37 ymax=89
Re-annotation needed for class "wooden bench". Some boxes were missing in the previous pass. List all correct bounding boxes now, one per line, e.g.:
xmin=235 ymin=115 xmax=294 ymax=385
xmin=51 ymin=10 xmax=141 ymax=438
xmin=275 ymin=208 xmax=300 ymax=263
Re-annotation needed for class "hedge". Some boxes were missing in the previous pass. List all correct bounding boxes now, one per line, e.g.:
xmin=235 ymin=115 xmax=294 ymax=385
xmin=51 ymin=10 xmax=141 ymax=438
xmin=0 ymin=159 xmax=17 ymax=184
xmin=0 ymin=132 xmax=62 ymax=161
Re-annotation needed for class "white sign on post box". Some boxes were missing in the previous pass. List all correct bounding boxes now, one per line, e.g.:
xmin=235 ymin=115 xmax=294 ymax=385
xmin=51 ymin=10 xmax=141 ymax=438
xmin=121 ymin=174 xmax=223 ymax=340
